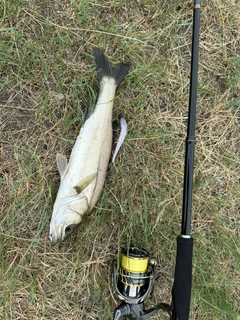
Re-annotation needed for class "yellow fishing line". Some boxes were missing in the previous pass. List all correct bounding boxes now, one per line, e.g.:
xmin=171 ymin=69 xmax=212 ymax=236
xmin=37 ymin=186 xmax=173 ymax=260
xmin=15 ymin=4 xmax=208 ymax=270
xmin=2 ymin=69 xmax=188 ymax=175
xmin=121 ymin=254 xmax=148 ymax=273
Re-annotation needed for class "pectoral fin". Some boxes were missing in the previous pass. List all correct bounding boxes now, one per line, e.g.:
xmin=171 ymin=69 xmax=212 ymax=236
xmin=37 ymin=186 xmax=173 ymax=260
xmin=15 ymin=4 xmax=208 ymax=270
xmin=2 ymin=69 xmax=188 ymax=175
xmin=56 ymin=153 xmax=68 ymax=178
xmin=74 ymin=173 xmax=97 ymax=194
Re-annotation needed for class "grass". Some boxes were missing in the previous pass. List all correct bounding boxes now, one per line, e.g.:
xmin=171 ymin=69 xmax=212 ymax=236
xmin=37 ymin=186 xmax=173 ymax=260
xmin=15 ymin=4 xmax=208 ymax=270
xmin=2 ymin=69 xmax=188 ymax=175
xmin=0 ymin=0 xmax=239 ymax=319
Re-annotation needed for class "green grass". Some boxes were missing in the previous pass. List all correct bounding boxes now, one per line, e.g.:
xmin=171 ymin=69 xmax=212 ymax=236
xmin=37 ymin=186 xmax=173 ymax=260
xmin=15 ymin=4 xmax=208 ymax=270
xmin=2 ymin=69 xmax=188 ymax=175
xmin=1 ymin=0 xmax=240 ymax=319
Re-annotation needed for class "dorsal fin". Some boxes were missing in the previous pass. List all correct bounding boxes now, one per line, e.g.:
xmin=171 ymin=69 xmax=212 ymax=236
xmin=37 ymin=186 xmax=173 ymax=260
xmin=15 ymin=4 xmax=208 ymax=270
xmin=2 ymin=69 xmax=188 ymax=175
xmin=56 ymin=153 xmax=68 ymax=178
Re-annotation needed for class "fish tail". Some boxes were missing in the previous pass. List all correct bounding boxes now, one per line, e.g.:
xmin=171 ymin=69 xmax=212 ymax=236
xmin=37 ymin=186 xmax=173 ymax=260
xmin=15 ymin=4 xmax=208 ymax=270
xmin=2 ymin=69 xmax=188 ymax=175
xmin=93 ymin=47 xmax=130 ymax=87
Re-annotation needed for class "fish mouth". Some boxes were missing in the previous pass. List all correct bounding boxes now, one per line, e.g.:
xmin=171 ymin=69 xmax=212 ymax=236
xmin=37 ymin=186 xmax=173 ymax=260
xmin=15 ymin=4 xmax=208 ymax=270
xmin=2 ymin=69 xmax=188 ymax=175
xmin=49 ymin=225 xmax=62 ymax=246
xmin=50 ymin=233 xmax=58 ymax=246
xmin=51 ymin=240 xmax=56 ymax=246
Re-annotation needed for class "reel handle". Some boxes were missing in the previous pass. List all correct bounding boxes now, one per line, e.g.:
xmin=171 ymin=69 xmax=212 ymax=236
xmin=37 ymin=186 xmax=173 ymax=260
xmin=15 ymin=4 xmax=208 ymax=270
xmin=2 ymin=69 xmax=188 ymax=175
xmin=113 ymin=302 xmax=170 ymax=320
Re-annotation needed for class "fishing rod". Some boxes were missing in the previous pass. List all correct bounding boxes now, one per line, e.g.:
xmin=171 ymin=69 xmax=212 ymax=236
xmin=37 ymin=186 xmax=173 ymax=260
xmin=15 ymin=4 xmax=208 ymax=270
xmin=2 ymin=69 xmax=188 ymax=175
xmin=171 ymin=0 xmax=201 ymax=319
xmin=112 ymin=0 xmax=201 ymax=319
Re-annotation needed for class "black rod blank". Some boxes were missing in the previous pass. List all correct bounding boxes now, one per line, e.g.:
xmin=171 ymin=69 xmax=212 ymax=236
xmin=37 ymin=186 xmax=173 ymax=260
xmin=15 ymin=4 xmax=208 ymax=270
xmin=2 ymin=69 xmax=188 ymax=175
xmin=171 ymin=1 xmax=201 ymax=320
xmin=181 ymin=0 xmax=201 ymax=236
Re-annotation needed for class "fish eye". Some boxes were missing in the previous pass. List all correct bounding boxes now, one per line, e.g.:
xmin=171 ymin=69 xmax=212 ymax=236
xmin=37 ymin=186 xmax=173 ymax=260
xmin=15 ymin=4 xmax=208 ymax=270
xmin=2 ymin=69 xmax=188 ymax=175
xmin=65 ymin=224 xmax=75 ymax=234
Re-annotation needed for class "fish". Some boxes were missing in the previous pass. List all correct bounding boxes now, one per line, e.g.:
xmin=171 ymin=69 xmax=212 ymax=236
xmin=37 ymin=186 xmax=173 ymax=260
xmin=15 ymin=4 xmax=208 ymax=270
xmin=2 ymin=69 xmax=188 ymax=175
xmin=49 ymin=48 xmax=130 ymax=245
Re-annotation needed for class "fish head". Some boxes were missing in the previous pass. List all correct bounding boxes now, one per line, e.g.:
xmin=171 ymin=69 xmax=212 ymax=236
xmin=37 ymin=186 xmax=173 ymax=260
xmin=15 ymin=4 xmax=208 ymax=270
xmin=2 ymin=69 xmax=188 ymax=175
xmin=49 ymin=195 xmax=89 ymax=245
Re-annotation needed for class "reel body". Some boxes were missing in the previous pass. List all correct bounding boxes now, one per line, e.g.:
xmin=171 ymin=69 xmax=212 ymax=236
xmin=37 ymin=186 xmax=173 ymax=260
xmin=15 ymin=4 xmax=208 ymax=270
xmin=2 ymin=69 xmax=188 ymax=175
xmin=112 ymin=247 xmax=171 ymax=320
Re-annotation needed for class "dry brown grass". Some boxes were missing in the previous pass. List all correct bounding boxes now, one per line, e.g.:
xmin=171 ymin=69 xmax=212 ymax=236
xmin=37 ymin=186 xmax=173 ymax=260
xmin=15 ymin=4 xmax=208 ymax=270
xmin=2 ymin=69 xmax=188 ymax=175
xmin=1 ymin=0 xmax=239 ymax=319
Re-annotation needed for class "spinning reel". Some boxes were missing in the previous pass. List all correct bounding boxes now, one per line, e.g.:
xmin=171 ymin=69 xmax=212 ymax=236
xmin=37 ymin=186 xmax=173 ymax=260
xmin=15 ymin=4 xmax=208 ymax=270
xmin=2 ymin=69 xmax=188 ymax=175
xmin=112 ymin=246 xmax=171 ymax=320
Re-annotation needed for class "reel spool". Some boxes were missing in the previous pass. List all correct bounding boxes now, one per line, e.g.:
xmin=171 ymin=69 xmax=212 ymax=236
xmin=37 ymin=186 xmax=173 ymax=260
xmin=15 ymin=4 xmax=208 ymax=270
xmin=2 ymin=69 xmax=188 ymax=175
xmin=112 ymin=246 xmax=171 ymax=320
xmin=113 ymin=247 xmax=156 ymax=303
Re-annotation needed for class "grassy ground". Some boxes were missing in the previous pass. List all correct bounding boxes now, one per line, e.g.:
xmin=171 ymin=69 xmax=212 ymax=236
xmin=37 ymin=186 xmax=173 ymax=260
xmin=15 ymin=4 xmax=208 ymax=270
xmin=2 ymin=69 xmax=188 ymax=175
xmin=0 ymin=0 xmax=239 ymax=319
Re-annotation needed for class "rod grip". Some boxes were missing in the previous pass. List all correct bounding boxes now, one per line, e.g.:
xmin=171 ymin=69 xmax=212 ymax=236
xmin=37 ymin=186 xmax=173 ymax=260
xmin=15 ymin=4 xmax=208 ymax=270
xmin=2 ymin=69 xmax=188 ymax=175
xmin=171 ymin=236 xmax=194 ymax=320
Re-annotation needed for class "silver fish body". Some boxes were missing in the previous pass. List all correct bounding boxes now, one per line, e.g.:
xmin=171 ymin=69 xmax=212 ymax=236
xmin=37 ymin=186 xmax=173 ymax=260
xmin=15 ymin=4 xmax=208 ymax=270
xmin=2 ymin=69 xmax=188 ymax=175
xmin=49 ymin=48 xmax=130 ymax=245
